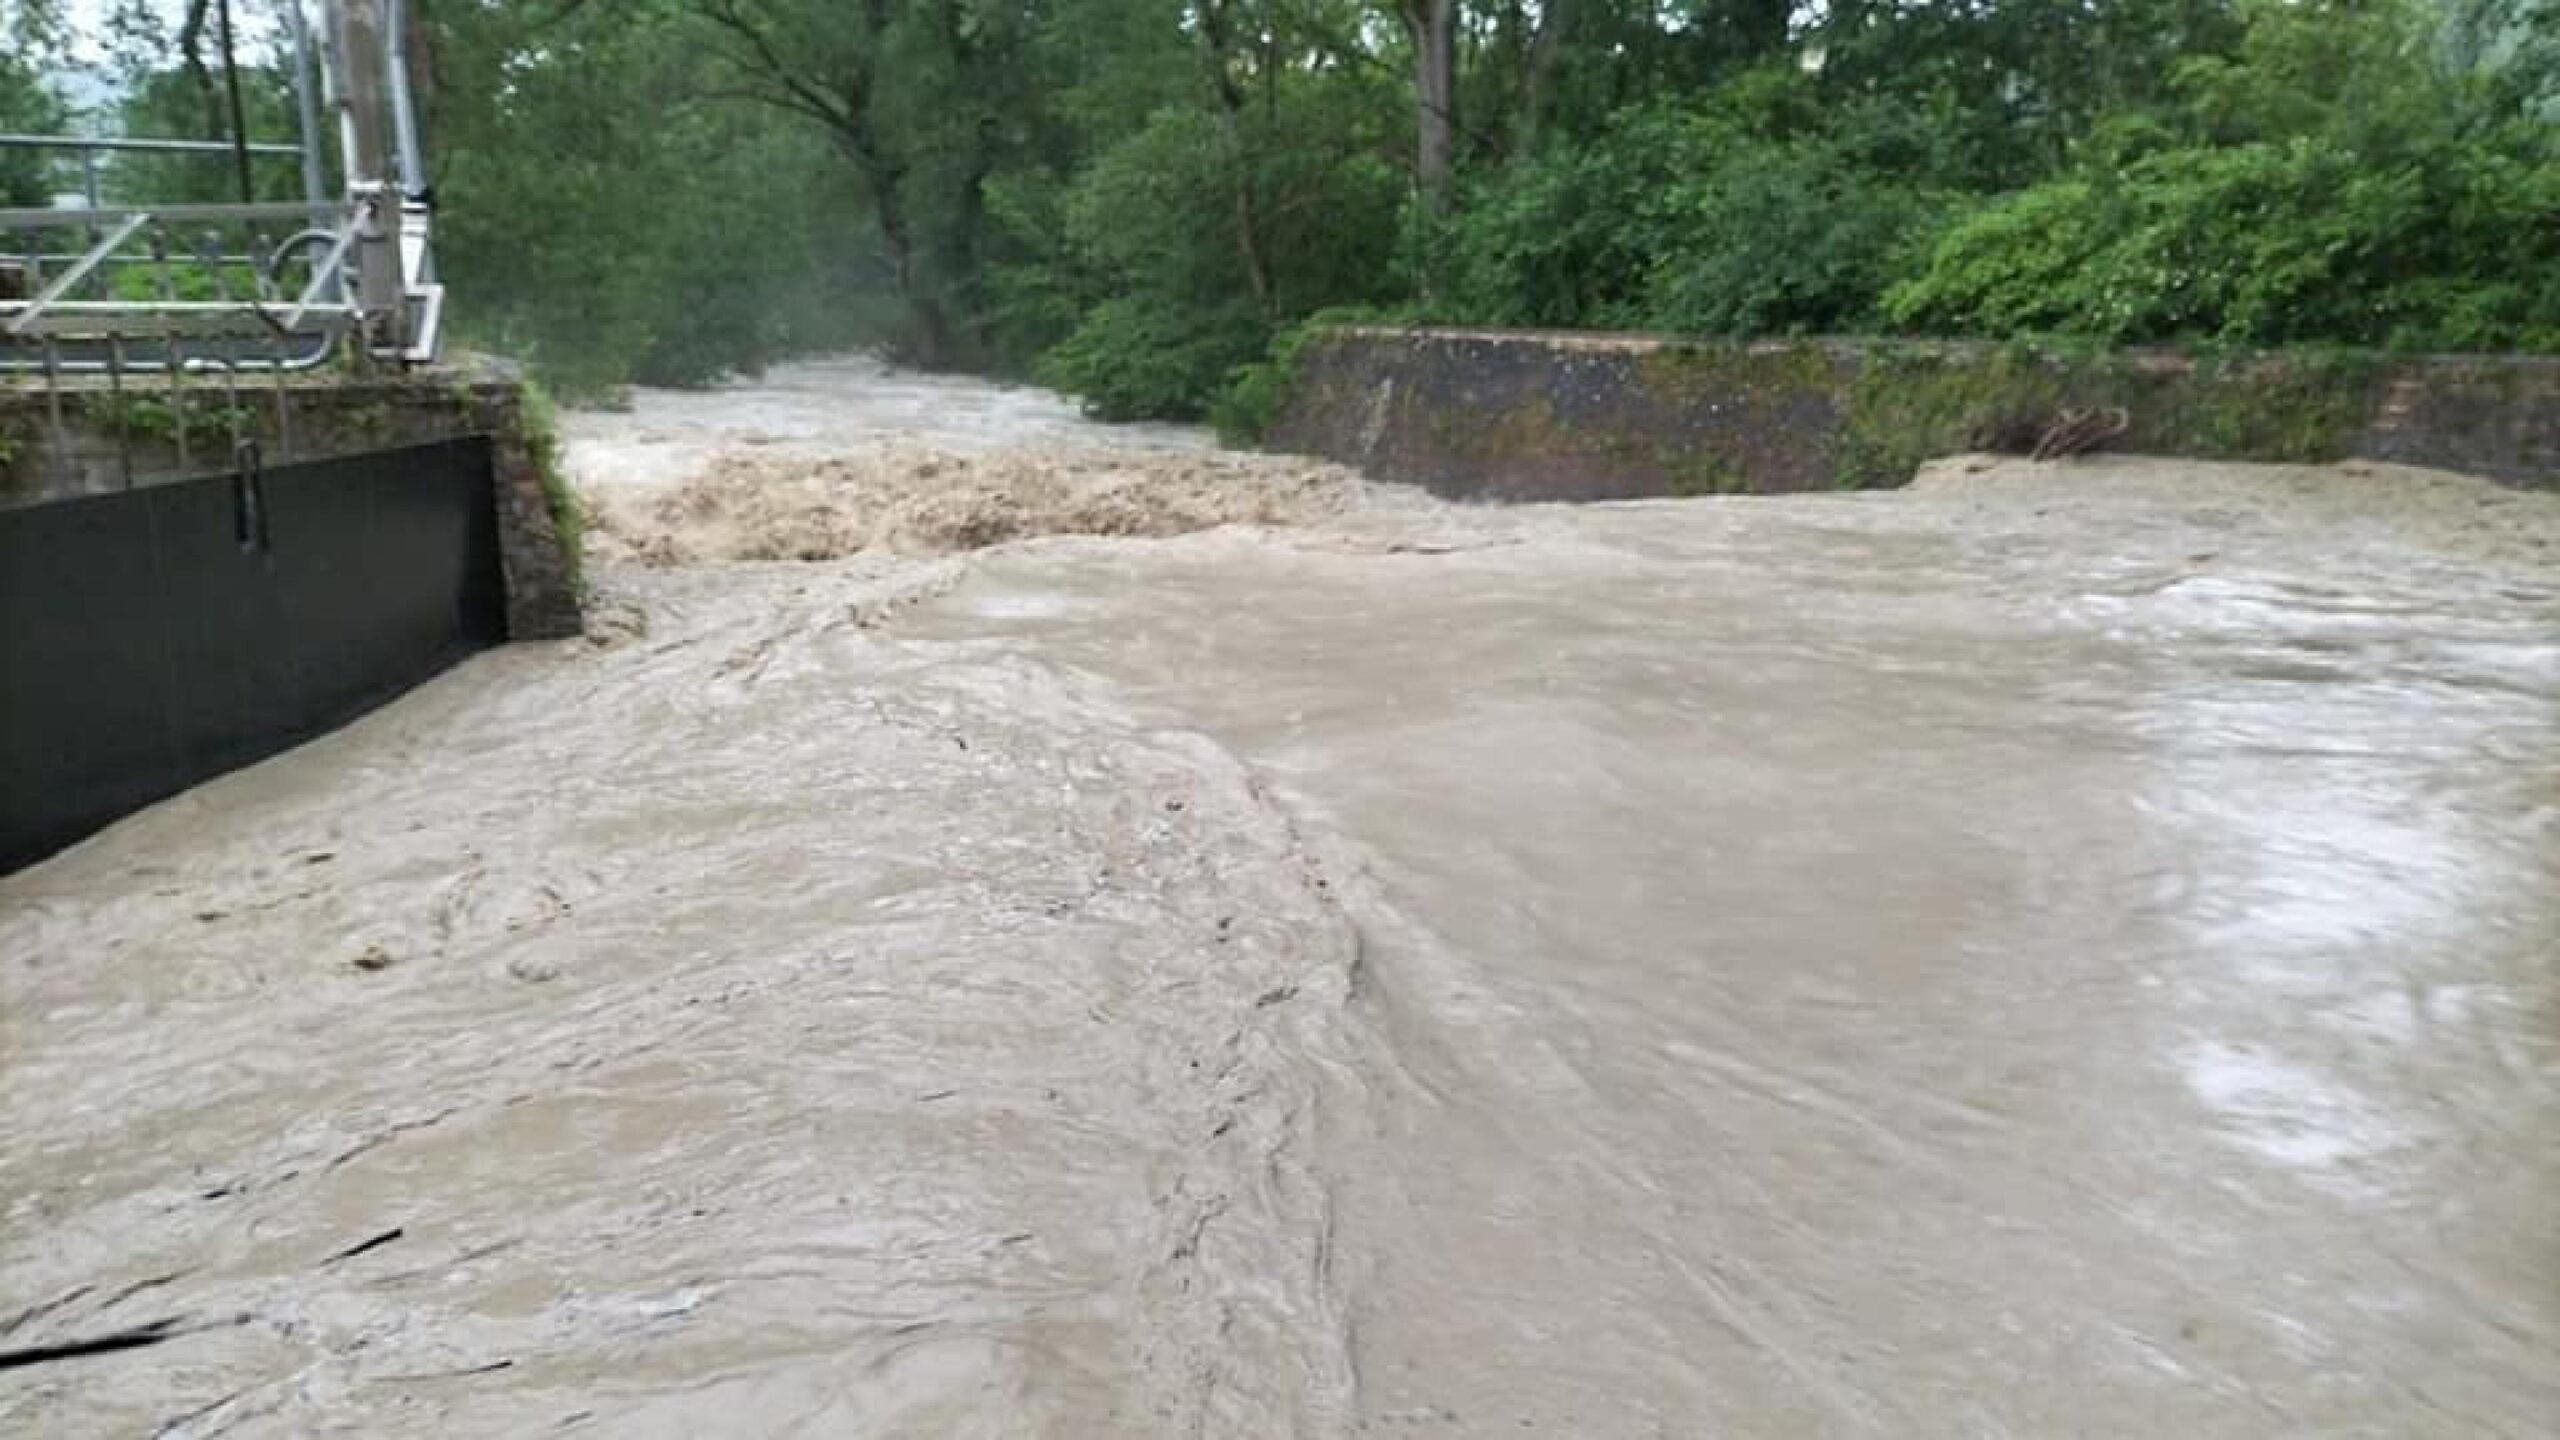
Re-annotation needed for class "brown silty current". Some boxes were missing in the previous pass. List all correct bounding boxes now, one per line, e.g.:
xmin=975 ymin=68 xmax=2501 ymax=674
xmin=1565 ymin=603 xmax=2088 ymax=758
xmin=5 ymin=356 xmax=2556 ymax=1435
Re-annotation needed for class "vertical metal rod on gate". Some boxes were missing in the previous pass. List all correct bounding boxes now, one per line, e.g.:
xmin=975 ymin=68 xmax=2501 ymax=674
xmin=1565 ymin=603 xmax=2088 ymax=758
xmin=40 ymin=338 xmax=65 ymax=488
xmin=283 ymin=0 xmax=331 ymax=218
xmin=107 ymin=336 xmax=131 ymax=489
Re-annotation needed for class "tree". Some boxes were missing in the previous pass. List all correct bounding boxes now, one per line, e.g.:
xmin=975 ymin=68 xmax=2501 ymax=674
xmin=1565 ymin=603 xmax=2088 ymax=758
xmin=682 ymin=0 xmax=1038 ymax=366
xmin=32 ymin=0 xmax=2531 ymax=410
xmin=421 ymin=0 xmax=878 ymax=392
xmin=0 ymin=54 xmax=62 ymax=208
xmin=1397 ymin=0 xmax=1456 ymax=211
xmin=1 ymin=1 xmax=67 ymax=208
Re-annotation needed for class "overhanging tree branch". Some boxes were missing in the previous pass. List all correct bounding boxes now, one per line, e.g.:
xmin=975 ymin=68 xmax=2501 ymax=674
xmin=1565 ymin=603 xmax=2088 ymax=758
xmin=694 ymin=0 xmax=858 ymax=133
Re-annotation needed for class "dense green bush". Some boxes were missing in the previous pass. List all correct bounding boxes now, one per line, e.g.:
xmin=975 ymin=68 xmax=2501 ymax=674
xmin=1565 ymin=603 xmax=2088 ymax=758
xmin=1639 ymin=129 xmax=1953 ymax=337
xmin=1209 ymin=305 xmax=1398 ymax=443
xmin=1888 ymin=136 xmax=2560 ymax=350
xmin=1004 ymin=72 xmax=1404 ymax=420
xmin=0 ymin=54 xmax=62 ymax=208
xmin=1433 ymin=72 xmax=1941 ymax=333
xmin=1888 ymin=2 xmax=2560 ymax=350
xmin=1431 ymin=104 xmax=1694 ymax=328
xmin=1037 ymin=294 xmax=1268 ymax=420
xmin=1017 ymin=107 xmax=1273 ymax=418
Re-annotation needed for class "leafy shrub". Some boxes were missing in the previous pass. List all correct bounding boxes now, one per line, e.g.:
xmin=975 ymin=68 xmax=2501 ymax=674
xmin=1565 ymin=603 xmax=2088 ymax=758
xmin=1037 ymin=295 xmax=1267 ymax=421
xmin=1641 ymin=136 xmax=1950 ymax=337
xmin=1010 ymin=76 xmax=1405 ymax=420
xmin=1433 ymin=105 xmax=1695 ymax=327
xmin=1887 ymin=1 xmax=2560 ymax=351
xmin=1209 ymin=305 xmax=1397 ymax=443
xmin=1437 ymin=77 xmax=1962 ymax=337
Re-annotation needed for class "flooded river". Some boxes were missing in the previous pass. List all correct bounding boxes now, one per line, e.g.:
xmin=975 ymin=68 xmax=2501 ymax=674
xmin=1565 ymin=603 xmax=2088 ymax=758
xmin=5 ymin=358 xmax=2556 ymax=1435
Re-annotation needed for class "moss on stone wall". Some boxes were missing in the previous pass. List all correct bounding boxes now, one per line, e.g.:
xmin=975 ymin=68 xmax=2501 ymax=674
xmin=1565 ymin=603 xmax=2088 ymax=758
xmin=90 ymin=393 xmax=261 ymax=455
xmin=1634 ymin=339 xmax=1844 ymax=409
xmin=1264 ymin=327 xmax=2550 ymax=497
xmin=1836 ymin=343 xmax=2051 ymax=489
xmin=516 ymin=379 xmax=586 ymax=598
xmin=1830 ymin=340 xmax=2385 ymax=489
xmin=2149 ymin=348 xmax=2383 ymax=463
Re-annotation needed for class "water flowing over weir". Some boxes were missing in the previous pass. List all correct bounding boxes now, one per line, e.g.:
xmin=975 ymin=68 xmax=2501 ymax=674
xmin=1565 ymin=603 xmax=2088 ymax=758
xmin=5 ymin=359 xmax=2557 ymax=1435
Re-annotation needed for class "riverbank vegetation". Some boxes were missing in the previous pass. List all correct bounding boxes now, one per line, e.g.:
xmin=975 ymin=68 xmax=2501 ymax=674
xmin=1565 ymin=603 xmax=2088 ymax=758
xmin=7 ymin=0 xmax=2553 ymax=415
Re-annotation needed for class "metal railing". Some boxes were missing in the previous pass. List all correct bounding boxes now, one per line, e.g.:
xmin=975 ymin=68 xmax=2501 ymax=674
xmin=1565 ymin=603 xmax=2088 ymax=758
xmin=0 ymin=0 xmax=439 ymax=376
xmin=1 ymin=199 xmax=362 ymax=372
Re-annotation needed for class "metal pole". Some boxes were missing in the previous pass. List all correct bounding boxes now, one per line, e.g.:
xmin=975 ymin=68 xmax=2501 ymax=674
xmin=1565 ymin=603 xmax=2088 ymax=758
xmin=108 ymin=334 xmax=131 ymax=489
xmin=80 ymin=149 xmax=100 ymax=256
xmin=41 ymin=337 xmax=67 ymax=489
xmin=330 ymin=0 xmax=404 ymax=354
xmin=384 ymin=0 xmax=427 ymax=201
xmin=322 ymin=5 xmax=361 ymax=198
xmin=282 ymin=0 xmax=329 ymax=216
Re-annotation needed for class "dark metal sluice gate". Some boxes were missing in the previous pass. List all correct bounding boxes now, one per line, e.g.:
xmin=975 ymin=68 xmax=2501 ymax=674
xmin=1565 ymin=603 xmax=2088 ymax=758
xmin=1 ymin=437 xmax=506 ymax=873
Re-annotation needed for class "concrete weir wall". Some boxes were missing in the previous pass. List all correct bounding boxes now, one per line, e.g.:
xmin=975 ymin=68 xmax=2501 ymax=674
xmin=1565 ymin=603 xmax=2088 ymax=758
xmin=1 ymin=371 xmax=583 ymax=871
xmin=0 ymin=369 xmax=583 ymax=641
xmin=1268 ymin=327 xmax=2560 ymax=498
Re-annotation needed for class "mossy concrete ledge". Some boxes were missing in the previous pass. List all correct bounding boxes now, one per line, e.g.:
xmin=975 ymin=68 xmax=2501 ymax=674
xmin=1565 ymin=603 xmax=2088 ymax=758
xmin=1264 ymin=328 xmax=2560 ymax=498
xmin=0 ymin=361 xmax=583 ymax=641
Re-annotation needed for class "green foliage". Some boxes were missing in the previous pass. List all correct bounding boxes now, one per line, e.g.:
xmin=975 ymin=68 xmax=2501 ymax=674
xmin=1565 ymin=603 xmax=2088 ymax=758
xmin=1210 ymin=305 xmax=1393 ymax=444
xmin=0 ymin=51 xmax=61 ymax=206
xmin=106 ymin=256 xmax=269 ymax=303
xmin=1037 ymin=294 xmax=1266 ymax=420
xmin=517 ymin=379 xmax=588 ymax=596
xmin=1411 ymin=0 xmax=2560 ymax=370
xmin=39 ymin=0 xmax=2529 ymax=417
xmin=1887 ymin=1 xmax=2560 ymax=352
xmin=1831 ymin=340 xmax=2386 ymax=488
xmin=1432 ymin=103 xmax=1694 ymax=328
xmin=1637 ymin=102 xmax=1958 ymax=337
xmin=1889 ymin=129 xmax=2560 ymax=349
xmin=90 ymin=392 xmax=258 ymax=453
xmin=110 ymin=62 xmax=307 ymax=205
xmin=996 ymin=51 xmax=1405 ymax=419
xmin=426 ymin=1 xmax=887 ymax=398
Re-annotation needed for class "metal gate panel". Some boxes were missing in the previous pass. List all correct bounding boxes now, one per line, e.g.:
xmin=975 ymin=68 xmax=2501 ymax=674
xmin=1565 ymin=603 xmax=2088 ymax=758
xmin=1 ymin=436 xmax=505 ymax=873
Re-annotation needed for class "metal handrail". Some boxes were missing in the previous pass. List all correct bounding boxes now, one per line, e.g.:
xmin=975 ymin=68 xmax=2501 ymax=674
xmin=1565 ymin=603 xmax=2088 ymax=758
xmin=0 ymin=201 xmax=363 ymax=370
xmin=0 ymin=133 xmax=305 ymax=158
xmin=7 ymin=214 xmax=150 ymax=332
xmin=0 ymin=1 xmax=437 ymax=375
xmin=0 ymin=203 xmax=333 ymax=229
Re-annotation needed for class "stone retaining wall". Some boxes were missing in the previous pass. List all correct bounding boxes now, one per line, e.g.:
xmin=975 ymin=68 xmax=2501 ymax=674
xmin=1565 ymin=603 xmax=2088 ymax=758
xmin=1266 ymin=328 xmax=2560 ymax=498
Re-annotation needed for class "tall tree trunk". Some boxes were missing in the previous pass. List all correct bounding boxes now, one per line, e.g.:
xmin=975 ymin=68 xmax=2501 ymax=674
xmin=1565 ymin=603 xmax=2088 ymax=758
xmin=841 ymin=135 xmax=954 ymax=366
xmin=948 ymin=134 xmax=997 ymax=363
xmin=1735 ymin=0 xmax=1791 ymax=59
xmin=1403 ymin=0 xmax=1459 ymax=214
xmin=216 ymin=0 xmax=253 ymax=201
xmin=176 ymin=0 xmax=224 ymax=139
xmin=838 ymin=0 xmax=951 ymax=366
xmin=1517 ymin=0 xmax=1574 ymax=156
xmin=1193 ymin=0 xmax=1276 ymax=315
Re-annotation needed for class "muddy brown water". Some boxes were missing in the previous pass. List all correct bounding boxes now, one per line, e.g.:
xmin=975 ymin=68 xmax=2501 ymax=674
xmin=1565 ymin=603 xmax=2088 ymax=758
xmin=5 ymin=359 xmax=2556 ymax=1436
